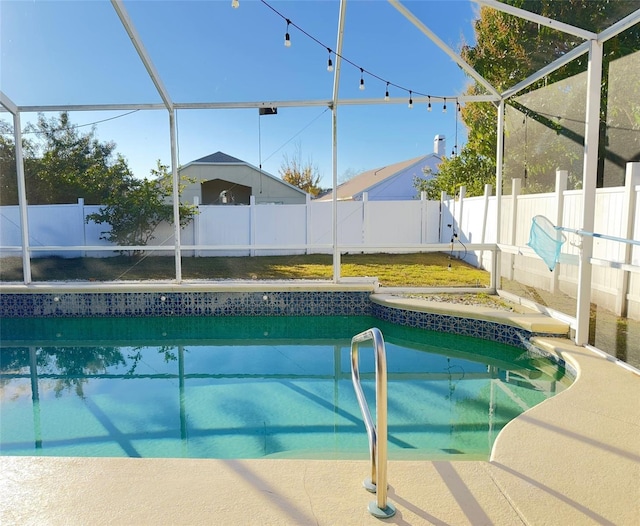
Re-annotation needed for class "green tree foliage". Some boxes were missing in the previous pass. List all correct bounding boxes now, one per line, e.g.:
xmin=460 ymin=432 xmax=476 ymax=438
xmin=86 ymin=161 xmax=197 ymax=252
xmin=33 ymin=112 xmax=138 ymax=204
xmin=435 ymin=0 xmax=640 ymax=195
xmin=0 ymin=120 xmax=38 ymax=205
xmin=414 ymin=146 xmax=496 ymax=200
xmin=0 ymin=112 xmax=137 ymax=205
xmin=279 ymin=147 xmax=322 ymax=197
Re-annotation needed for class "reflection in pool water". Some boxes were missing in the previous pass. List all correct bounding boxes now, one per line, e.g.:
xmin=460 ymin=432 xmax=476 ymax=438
xmin=0 ymin=315 xmax=571 ymax=460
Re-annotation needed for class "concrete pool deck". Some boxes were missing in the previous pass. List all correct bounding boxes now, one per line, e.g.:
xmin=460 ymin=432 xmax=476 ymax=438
xmin=1 ymin=299 xmax=639 ymax=525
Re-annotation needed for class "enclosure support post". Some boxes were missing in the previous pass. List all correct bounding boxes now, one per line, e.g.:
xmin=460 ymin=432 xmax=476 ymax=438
xmin=492 ymin=100 xmax=505 ymax=292
xmin=575 ymin=39 xmax=603 ymax=346
xmin=616 ymin=162 xmax=640 ymax=316
xmin=330 ymin=0 xmax=347 ymax=283
xmin=552 ymin=170 xmax=568 ymax=294
xmin=13 ymin=112 xmax=32 ymax=284
xmin=169 ymin=109 xmax=182 ymax=282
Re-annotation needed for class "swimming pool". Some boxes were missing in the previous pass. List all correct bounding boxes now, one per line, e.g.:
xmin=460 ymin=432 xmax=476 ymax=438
xmin=0 ymin=315 xmax=571 ymax=460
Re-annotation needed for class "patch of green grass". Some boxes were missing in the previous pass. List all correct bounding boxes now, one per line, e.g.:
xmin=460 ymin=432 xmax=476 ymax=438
xmin=0 ymin=252 xmax=489 ymax=288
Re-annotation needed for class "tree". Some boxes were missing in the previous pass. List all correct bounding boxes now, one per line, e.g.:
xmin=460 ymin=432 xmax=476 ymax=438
xmin=457 ymin=1 xmax=640 ymax=192
xmin=0 ymin=120 xmax=38 ymax=205
xmin=414 ymin=147 xmax=495 ymax=200
xmin=86 ymin=161 xmax=197 ymax=253
xmin=279 ymin=146 xmax=322 ymax=196
xmin=0 ymin=112 xmax=138 ymax=205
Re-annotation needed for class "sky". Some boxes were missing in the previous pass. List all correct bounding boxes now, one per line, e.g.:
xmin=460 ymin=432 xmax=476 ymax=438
xmin=0 ymin=0 xmax=481 ymax=188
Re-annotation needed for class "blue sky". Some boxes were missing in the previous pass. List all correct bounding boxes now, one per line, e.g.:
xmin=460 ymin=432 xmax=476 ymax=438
xmin=1 ymin=0 xmax=480 ymax=188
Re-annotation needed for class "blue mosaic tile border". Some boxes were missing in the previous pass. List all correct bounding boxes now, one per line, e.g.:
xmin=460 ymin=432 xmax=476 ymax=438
xmin=370 ymin=302 xmax=561 ymax=351
xmin=0 ymin=291 xmax=372 ymax=318
xmin=0 ymin=291 xmax=569 ymax=363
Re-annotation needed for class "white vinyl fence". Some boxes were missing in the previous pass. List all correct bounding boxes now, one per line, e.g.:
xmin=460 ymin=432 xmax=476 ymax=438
xmin=450 ymin=163 xmax=640 ymax=319
xmin=2 ymin=163 xmax=639 ymax=318
xmin=0 ymin=194 xmax=442 ymax=258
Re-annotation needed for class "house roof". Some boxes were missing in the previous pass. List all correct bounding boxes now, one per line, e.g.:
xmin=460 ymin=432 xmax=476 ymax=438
xmin=317 ymin=154 xmax=438 ymax=201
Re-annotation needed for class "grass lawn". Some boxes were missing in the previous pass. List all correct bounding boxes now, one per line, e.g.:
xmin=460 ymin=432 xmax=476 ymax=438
xmin=0 ymin=252 xmax=489 ymax=288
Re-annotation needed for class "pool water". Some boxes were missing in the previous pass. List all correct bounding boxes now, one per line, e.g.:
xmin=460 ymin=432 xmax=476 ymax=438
xmin=0 ymin=316 xmax=571 ymax=460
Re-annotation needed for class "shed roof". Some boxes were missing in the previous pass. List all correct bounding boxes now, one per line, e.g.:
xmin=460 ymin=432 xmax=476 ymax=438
xmin=192 ymin=151 xmax=244 ymax=164
xmin=181 ymin=150 xmax=308 ymax=196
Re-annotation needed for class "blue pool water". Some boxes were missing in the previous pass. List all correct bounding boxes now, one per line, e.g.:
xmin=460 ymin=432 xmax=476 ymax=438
xmin=0 ymin=316 xmax=571 ymax=460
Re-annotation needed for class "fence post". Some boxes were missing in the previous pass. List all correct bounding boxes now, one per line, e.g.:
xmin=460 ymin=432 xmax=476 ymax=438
xmin=193 ymin=196 xmax=200 ymax=257
xmin=362 ymin=192 xmax=369 ymax=247
xmin=440 ymin=191 xmax=448 ymax=244
xmin=507 ymin=179 xmax=522 ymax=281
xmin=420 ymin=191 xmax=427 ymax=245
xmin=305 ymin=194 xmax=311 ymax=255
xmin=250 ymin=195 xmax=256 ymax=257
xmin=479 ymin=184 xmax=492 ymax=269
xmin=552 ymin=170 xmax=568 ymax=293
xmin=457 ymin=186 xmax=466 ymax=243
xmin=78 ymin=198 xmax=86 ymax=258
xmin=616 ymin=162 xmax=640 ymax=316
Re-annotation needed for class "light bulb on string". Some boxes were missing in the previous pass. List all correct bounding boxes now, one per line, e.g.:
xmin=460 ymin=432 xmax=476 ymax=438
xmin=443 ymin=98 xmax=447 ymax=113
xmin=384 ymin=82 xmax=390 ymax=101
xmin=408 ymin=91 xmax=413 ymax=109
xmin=359 ymin=68 xmax=365 ymax=91
xmin=327 ymin=49 xmax=333 ymax=72
xmin=427 ymin=96 xmax=432 ymax=112
xmin=231 ymin=0 xmax=239 ymax=8
xmin=284 ymin=20 xmax=291 ymax=47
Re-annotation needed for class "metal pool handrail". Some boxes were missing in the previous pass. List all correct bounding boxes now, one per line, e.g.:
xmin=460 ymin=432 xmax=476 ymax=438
xmin=351 ymin=327 xmax=396 ymax=519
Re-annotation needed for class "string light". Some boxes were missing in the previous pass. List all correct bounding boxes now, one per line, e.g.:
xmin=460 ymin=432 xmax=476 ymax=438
xmin=259 ymin=1 xmax=455 ymax=109
xmin=231 ymin=0 xmax=239 ymax=8
xmin=284 ymin=19 xmax=291 ymax=47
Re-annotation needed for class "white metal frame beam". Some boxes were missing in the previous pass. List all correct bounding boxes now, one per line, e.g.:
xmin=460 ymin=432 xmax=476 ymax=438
xmin=110 ymin=0 xmax=173 ymax=110
xmin=110 ymin=0 xmax=183 ymax=281
xmin=474 ymin=0 xmax=597 ymax=41
xmin=0 ymin=91 xmax=32 ymax=283
xmin=501 ymin=40 xmax=590 ymax=99
xmin=389 ymin=0 xmax=501 ymax=99
xmin=331 ymin=0 xmax=348 ymax=283
xmin=7 ymin=94 xmax=501 ymax=115
xmin=598 ymin=8 xmax=640 ymax=43
xmin=0 ymin=91 xmax=19 ymax=115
